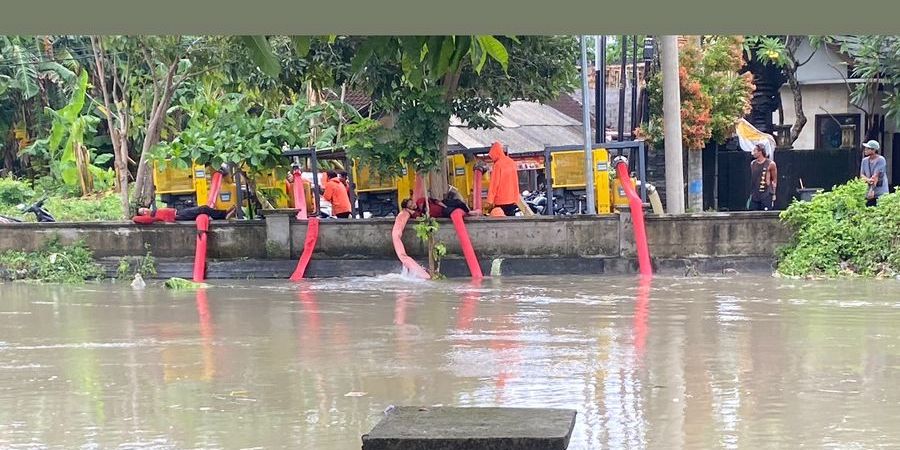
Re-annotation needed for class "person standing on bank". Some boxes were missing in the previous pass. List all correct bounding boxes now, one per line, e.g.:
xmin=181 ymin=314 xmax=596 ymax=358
xmin=323 ymin=170 xmax=352 ymax=218
xmin=860 ymin=140 xmax=888 ymax=207
xmin=748 ymin=143 xmax=778 ymax=211
xmin=485 ymin=142 xmax=520 ymax=216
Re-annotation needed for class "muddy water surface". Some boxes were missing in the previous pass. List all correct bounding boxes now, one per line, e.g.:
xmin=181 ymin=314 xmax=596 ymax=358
xmin=1 ymin=275 xmax=900 ymax=449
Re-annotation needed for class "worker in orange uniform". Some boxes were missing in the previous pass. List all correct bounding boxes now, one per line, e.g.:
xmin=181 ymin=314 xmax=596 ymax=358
xmin=485 ymin=142 xmax=519 ymax=216
xmin=323 ymin=170 xmax=353 ymax=218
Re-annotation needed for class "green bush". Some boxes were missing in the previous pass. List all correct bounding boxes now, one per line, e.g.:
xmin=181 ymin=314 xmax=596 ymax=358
xmin=0 ymin=238 xmax=104 ymax=283
xmin=0 ymin=177 xmax=36 ymax=207
xmin=115 ymin=245 xmax=157 ymax=281
xmin=777 ymin=179 xmax=900 ymax=277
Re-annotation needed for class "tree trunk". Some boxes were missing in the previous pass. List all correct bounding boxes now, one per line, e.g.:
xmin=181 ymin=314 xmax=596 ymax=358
xmin=111 ymin=129 xmax=131 ymax=216
xmin=91 ymin=36 xmax=132 ymax=217
xmin=787 ymin=71 xmax=806 ymax=144
xmin=74 ymin=142 xmax=93 ymax=195
xmin=785 ymin=37 xmax=807 ymax=145
xmin=428 ymin=120 xmax=452 ymax=199
xmin=133 ymin=121 xmax=161 ymax=206
xmin=428 ymin=70 xmax=462 ymax=199
xmin=421 ymin=174 xmax=437 ymax=276
xmin=427 ymin=237 xmax=436 ymax=276
xmin=132 ymin=64 xmax=178 ymax=207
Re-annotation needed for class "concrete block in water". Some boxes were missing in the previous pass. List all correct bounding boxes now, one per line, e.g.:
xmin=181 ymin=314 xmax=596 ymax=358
xmin=361 ymin=406 xmax=576 ymax=450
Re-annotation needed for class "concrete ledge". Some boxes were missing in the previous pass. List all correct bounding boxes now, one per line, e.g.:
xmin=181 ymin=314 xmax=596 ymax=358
xmin=4 ymin=212 xmax=790 ymax=276
xmin=361 ymin=407 xmax=576 ymax=450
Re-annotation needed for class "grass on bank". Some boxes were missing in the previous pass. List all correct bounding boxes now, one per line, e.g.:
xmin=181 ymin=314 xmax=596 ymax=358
xmin=0 ymin=177 xmax=124 ymax=222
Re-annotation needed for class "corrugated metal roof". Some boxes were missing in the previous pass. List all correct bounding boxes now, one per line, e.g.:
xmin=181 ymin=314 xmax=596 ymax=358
xmin=448 ymin=101 xmax=586 ymax=154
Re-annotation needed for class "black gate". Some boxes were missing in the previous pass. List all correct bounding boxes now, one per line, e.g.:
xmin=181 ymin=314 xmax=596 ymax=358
xmin=715 ymin=148 xmax=864 ymax=211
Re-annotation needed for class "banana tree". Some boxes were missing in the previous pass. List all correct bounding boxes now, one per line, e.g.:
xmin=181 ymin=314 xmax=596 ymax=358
xmin=24 ymin=70 xmax=113 ymax=195
xmin=1 ymin=35 xmax=78 ymax=174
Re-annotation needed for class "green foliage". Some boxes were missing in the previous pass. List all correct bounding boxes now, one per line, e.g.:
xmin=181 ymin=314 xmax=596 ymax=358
xmin=349 ymin=35 xmax=577 ymax=176
xmin=777 ymin=179 xmax=900 ymax=277
xmin=743 ymin=35 xmax=793 ymax=68
xmin=42 ymin=193 xmax=121 ymax=221
xmin=412 ymin=214 xmax=448 ymax=278
xmin=413 ymin=214 xmax=440 ymax=241
xmin=345 ymin=88 xmax=451 ymax=175
xmin=637 ymin=37 xmax=754 ymax=149
xmin=116 ymin=259 xmax=131 ymax=280
xmin=0 ymin=179 xmax=123 ymax=221
xmin=22 ymin=70 xmax=114 ymax=193
xmin=604 ymin=35 xmax=648 ymax=65
xmin=164 ymin=277 xmax=207 ymax=290
xmin=115 ymin=245 xmax=157 ymax=281
xmin=154 ymin=88 xmax=360 ymax=172
xmin=0 ymin=176 xmax=35 ymax=205
xmin=698 ymin=36 xmax=756 ymax=143
xmin=743 ymin=35 xmax=833 ymax=68
xmin=0 ymin=238 xmax=103 ymax=283
xmin=838 ymin=36 xmax=900 ymax=127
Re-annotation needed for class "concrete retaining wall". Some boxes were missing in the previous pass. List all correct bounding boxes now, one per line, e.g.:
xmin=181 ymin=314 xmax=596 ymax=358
xmin=0 ymin=221 xmax=267 ymax=259
xmin=0 ymin=212 xmax=791 ymax=265
xmin=646 ymin=212 xmax=790 ymax=258
xmin=289 ymin=215 xmax=621 ymax=259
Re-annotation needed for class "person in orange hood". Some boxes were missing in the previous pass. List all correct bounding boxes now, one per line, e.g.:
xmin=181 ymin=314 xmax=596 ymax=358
xmin=323 ymin=170 xmax=352 ymax=218
xmin=485 ymin=142 xmax=520 ymax=216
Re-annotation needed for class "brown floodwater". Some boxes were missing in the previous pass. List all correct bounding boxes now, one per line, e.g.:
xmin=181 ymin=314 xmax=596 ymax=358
xmin=1 ymin=275 xmax=900 ymax=449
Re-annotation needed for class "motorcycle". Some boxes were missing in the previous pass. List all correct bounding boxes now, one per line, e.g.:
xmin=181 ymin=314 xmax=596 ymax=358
xmin=522 ymin=190 xmax=546 ymax=214
xmin=0 ymin=197 xmax=56 ymax=223
xmin=522 ymin=190 xmax=569 ymax=215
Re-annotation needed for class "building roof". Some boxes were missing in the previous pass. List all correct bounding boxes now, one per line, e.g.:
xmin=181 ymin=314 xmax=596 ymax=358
xmin=447 ymin=101 xmax=586 ymax=155
xmin=547 ymin=93 xmax=594 ymax=127
xmin=323 ymin=88 xmax=372 ymax=113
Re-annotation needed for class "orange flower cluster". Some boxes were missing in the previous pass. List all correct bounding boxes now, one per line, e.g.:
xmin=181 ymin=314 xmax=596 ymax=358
xmin=677 ymin=46 xmax=713 ymax=150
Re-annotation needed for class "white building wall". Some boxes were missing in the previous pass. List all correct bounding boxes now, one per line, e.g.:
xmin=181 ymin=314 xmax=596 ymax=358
xmin=777 ymin=84 xmax=855 ymax=150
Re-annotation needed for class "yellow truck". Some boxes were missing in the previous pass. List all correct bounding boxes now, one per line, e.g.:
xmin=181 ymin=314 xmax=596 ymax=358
xmin=352 ymin=164 xmax=415 ymax=217
xmin=548 ymin=147 xmax=634 ymax=214
xmin=152 ymin=161 xmax=291 ymax=211
xmin=447 ymin=146 xmax=632 ymax=215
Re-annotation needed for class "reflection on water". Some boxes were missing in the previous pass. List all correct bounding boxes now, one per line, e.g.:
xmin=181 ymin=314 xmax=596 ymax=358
xmin=2 ymin=276 xmax=900 ymax=449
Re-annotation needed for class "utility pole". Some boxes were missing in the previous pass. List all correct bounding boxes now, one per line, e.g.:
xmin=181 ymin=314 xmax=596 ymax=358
xmin=618 ymin=35 xmax=627 ymax=142
xmin=660 ymin=36 xmax=685 ymax=214
xmin=580 ymin=35 xmax=596 ymax=214
xmin=594 ymin=36 xmax=606 ymax=142
xmin=595 ymin=36 xmax=605 ymax=143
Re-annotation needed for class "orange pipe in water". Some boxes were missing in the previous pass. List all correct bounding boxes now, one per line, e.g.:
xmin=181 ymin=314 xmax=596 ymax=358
xmin=192 ymin=214 xmax=210 ymax=282
xmin=614 ymin=157 xmax=652 ymax=276
xmin=391 ymin=212 xmax=430 ymax=279
xmin=450 ymin=209 xmax=483 ymax=279
xmin=290 ymin=218 xmax=320 ymax=281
